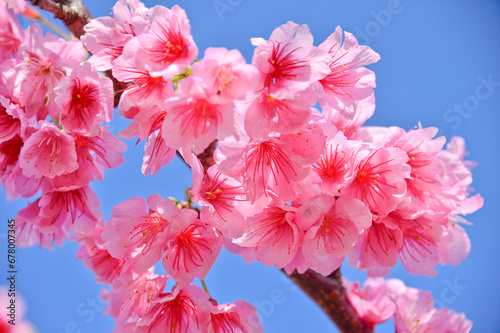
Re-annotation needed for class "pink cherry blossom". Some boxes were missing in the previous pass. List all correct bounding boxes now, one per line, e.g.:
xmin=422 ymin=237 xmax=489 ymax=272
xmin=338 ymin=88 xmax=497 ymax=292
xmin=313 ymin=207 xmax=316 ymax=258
xmin=81 ymin=0 xmax=149 ymax=71
xmin=15 ymin=24 xmax=85 ymax=119
xmin=324 ymin=95 xmax=375 ymax=139
xmin=134 ymin=5 xmax=197 ymax=74
xmin=343 ymin=147 xmax=411 ymax=216
xmin=217 ymin=136 xmax=311 ymax=202
xmin=162 ymin=219 xmax=224 ymax=286
xmin=53 ymin=62 xmax=114 ymax=135
xmin=74 ymin=129 xmax=127 ymax=181
xmin=316 ymin=26 xmax=380 ymax=118
xmin=343 ymin=278 xmax=396 ymax=328
xmin=132 ymin=284 xmax=211 ymax=333
xmin=251 ymin=21 xmax=330 ymax=92
xmin=101 ymin=194 xmax=183 ymax=274
xmin=208 ymin=300 xmax=264 ymax=333
xmin=102 ymin=269 xmax=169 ymax=325
xmin=301 ymin=196 xmax=372 ymax=275
xmin=234 ymin=198 xmax=300 ymax=269
xmin=192 ymin=47 xmax=258 ymax=101
xmin=244 ymin=88 xmax=315 ymax=139
xmin=0 ymin=2 xmax=23 ymax=59
xmin=162 ymin=75 xmax=236 ymax=154
xmin=19 ymin=120 xmax=79 ymax=178
xmin=185 ymin=151 xmax=246 ymax=238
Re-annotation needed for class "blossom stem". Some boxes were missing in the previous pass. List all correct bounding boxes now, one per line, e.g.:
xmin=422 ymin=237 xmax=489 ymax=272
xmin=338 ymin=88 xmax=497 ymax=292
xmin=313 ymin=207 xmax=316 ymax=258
xmin=201 ymin=279 xmax=210 ymax=296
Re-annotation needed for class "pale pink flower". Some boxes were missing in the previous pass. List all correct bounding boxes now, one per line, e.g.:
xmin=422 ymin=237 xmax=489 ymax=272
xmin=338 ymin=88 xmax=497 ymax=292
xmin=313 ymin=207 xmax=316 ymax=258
xmin=438 ymin=221 xmax=471 ymax=266
xmin=192 ymin=47 xmax=258 ymax=101
xmin=163 ymin=219 xmax=224 ymax=286
xmin=343 ymin=147 xmax=410 ymax=216
xmin=393 ymin=289 xmax=471 ymax=333
xmin=208 ymin=300 xmax=264 ymax=333
xmin=316 ymin=26 xmax=380 ymax=118
xmin=244 ymin=87 xmax=315 ymax=139
xmin=278 ymin=113 xmax=326 ymax=163
xmin=301 ymin=196 xmax=372 ymax=275
xmin=324 ymin=95 xmax=375 ymax=139
xmin=101 ymin=194 xmax=183 ymax=274
xmin=0 ymin=2 xmax=23 ymax=59
xmin=15 ymin=24 xmax=85 ymax=118
xmin=102 ymin=269 xmax=169 ymax=325
xmin=53 ymin=62 xmax=114 ymax=135
xmin=251 ymin=21 xmax=330 ymax=92
xmin=134 ymin=5 xmax=197 ymax=74
xmin=343 ymin=278 xmax=396 ymax=328
xmin=19 ymin=120 xmax=79 ymax=178
xmin=81 ymin=0 xmax=149 ymax=71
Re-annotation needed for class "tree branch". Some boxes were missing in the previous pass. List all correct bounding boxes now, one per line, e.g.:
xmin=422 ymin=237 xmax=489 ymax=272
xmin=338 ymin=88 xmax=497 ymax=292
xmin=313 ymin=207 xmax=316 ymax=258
xmin=28 ymin=0 xmax=92 ymax=38
xmin=284 ymin=268 xmax=373 ymax=333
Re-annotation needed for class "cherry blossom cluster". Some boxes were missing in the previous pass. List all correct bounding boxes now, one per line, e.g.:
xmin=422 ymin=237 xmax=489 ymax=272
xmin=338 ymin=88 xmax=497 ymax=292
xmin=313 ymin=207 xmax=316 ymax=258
xmin=1 ymin=0 xmax=482 ymax=331
xmin=0 ymin=1 xmax=126 ymax=248
xmin=343 ymin=278 xmax=472 ymax=332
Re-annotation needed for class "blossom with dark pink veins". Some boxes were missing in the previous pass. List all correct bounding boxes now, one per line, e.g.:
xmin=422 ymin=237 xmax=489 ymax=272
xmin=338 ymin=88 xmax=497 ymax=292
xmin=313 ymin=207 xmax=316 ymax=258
xmin=134 ymin=5 xmax=197 ymax=75
xmin=15 ymin=24 xmax=85 ymax=119
xmin=244 ymin=87 xmax=315 ymax=139
xmin=101 ymin=194 xmax=183 ymax=274
xmin=54 ymin=62 xmax=114 ymax=135
xmin=102 ymin=269 xmax=169 ymax=325
xmin=19 ymin=121 xmax=79 ymax=179
xmin=185 ymin=151 xmax=246 ymax=239
xmin=234 ymin=198 xmax=301 ymax=269
xmin=162 ymin=217 xmax=224 ymax=286
xmin=251 ymin=21 xmax=330 ymax=92
xmin=317 ymin=26 xmax=380 ymax=119
xmin=217 ymin=136 xmax=311 ymax=202
xmin=343 ymin=147 xmax=410 ymax=216
xmin=162 ymin=75 xmax=236 ymax=154
xmin=131 ymin=284 xmax=211 ymax=333
xmin=301 ymin=195 xmax=372 ymax=275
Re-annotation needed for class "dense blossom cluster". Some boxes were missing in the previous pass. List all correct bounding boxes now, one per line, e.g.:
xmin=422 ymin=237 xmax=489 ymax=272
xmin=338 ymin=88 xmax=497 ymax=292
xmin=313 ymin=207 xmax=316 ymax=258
xmin=1 ymin=0 xmax=481 ymax=331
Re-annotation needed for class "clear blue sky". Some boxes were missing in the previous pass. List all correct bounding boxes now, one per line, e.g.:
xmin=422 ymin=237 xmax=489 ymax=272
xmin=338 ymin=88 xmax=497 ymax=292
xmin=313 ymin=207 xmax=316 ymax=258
xmin=2 ymin=0 xmax=500 ymax=332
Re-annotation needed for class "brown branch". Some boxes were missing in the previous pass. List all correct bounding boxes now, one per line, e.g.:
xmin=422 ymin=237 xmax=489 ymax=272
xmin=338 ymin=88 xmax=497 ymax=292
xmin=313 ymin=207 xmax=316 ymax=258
xmin=283 ymin=268 xmax=373 ymax=333
xmin=28 ymin=0 xmax=92 ymax=38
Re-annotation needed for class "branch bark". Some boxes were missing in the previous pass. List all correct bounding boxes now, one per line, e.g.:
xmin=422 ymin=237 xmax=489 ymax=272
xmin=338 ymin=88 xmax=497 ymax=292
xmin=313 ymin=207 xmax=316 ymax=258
xmin=28 ymin=0 xmax=92 ymax=38
xmin=284 ymin=268 xmax=373 ymax=333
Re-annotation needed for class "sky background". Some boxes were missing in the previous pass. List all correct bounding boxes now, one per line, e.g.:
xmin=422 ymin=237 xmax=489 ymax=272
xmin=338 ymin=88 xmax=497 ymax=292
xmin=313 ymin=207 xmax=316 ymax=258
xmin=2 ymin=0 xmax=500 ymax=332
